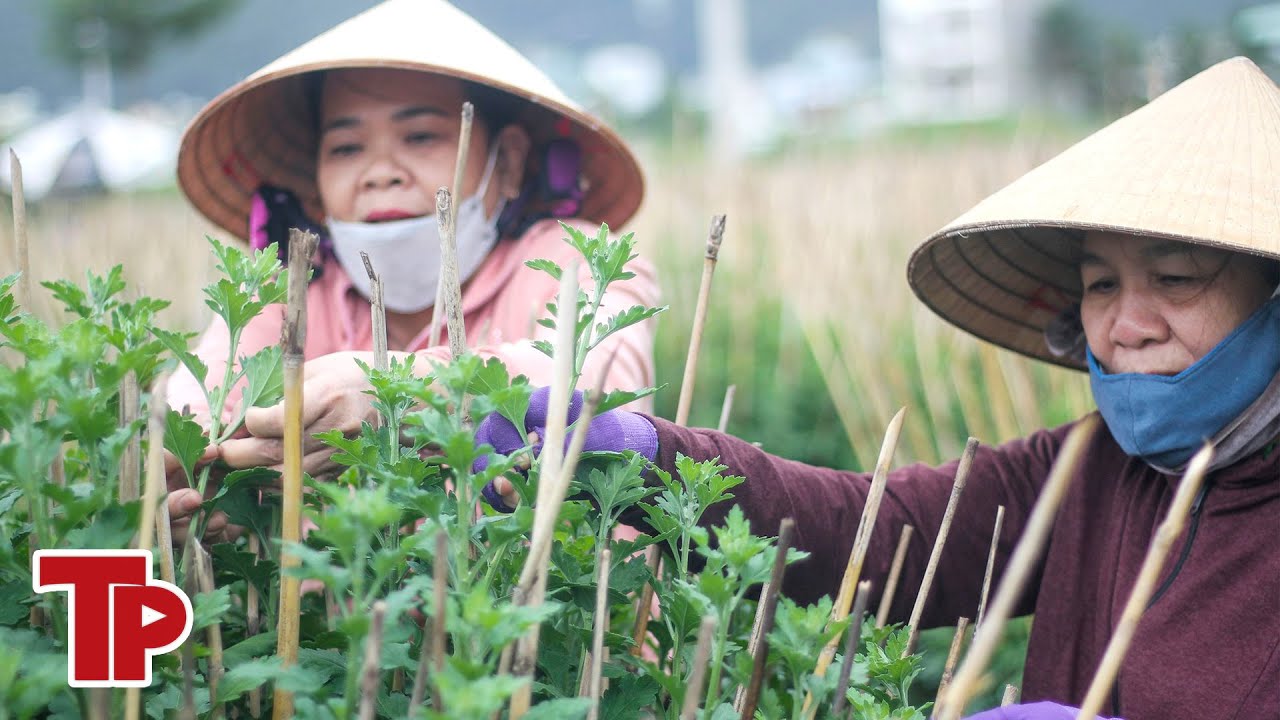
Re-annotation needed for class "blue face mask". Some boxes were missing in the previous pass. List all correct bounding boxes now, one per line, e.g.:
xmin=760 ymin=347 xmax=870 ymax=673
xmin=1088 ymin=295 xmax=1280 ymax=469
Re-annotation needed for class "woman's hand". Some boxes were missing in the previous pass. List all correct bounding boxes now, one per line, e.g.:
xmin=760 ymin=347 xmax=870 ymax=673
xmin=218 ymin=351 xmax=380 ymax=479
xmin=164 ymin=445 xmax=245 ymax=545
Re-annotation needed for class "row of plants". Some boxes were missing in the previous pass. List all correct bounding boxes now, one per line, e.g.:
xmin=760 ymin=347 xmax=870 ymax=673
xmin=0 ymin=223 xmax=942 ymax=719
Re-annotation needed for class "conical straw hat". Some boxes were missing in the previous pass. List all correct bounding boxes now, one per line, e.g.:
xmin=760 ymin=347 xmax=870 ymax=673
xmin=907 ymin=56 xmax=1280 ymax=370
xmin=177 ymin=0 xmax=644 ymax=241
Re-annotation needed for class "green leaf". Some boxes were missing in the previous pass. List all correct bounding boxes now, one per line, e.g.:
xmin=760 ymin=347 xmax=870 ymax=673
xmin=0 ymin=580 xmax=31 ymax=626
xmin=591 ymin=305 xmax=666 ymax=349
xmin=62 ymin=503 xmax=139 ymax=551
xmin=192 ymin=584 xmax=232 ymax=631
xmin=523 ymin=697 xmax=593 ymax=720
xmin=525 ymin=258 xmax=563 ymax=281
xmin=152 ymin=327 xmax=207 ymax=388
xmin=238 ymin=345 xmax=284 ymax=411
xmin=594 ymin=386 xmax=661 ymax=415
xmin=164 ymin=409 xmax=210 ymax=483
xmin=599 ymin=673 xmax=659 ymax=720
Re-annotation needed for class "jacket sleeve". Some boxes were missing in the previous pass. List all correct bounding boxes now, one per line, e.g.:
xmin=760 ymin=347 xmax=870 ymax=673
xmin=645 ymin=416 xmax=1075 ymax=627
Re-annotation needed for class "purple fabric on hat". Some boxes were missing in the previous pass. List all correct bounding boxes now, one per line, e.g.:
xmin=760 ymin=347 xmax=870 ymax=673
xmin=249 ymin=191 xmax=271 ymax=250
xmin=963 ymin=702 xmax=1116 ymax=720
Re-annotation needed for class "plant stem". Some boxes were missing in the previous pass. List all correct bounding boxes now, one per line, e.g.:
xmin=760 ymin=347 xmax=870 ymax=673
xmin=674 ymin=215 xmax=727 ymax=426
xmin=906 ymin=437 xmax=978 ymax=654
xmin=936 ymin=416 xmax=1098 ymax=720
xmin=1077 ymin=443 xmax=1213 ymax=720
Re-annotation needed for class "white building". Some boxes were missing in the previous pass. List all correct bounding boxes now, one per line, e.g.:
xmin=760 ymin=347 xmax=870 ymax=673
xmin=879 ymin=0 xmax=1049 ymax=123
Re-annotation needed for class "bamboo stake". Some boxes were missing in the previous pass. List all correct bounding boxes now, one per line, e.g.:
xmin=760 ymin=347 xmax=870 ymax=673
xmin=126 ymin=374 xmax=168 ymax=720
xmin=716 ymin=384 xmax=736 ymax=432
xmin=196 ymin=544 xmax=226 ymax=720
xmin=586 ymin=548 xmax=612 ymax=720
xmin=119 ymin=371 xmax=141 ymax=503
xmin=629 ymin=545 xmax=662 ymax=658
xmin=679 ymin=615 xmax=718 ymax=720
xmin=435 ymin=189 xmax=468 ymax=362
xmin=356 ymin=601 xmax=388 ymax=720
xmin=874 ymin=524 xmax=915 ymax=628
xmin=1077 ymin=443 xmax=1213 ymax=720
xmin=975 ymin=506 xmax=1006 ymax=632
xmin=830 ymin=581 xmax=874 ymax=716
xmin=10 ymin=150 xmax=29 ymax=311
xmin=1001 ymin=684 xmax=1020 ymax=706
xmin=181 ymin=535 xmax=201 ymax=720
xmin=805 ymin=406 xmax=906 ymax=715
xmin=247 ymin=534 xmax=262 ymax=718
xmin=273 ymin=228 xmax=318 ymax=720
xmin=935 ymin=416 xmax=1099 ymax=720
xmin=429 ymin=102 xmax=473 ymax=349
xmin=737 ymin=518 xmax=796 ymax=718
xmin=674 ymin=214 xmax=727 ymax=426
xmin=906 ymin=437 xmax=978 ymax=654
xmin=155 ymin=497 xmax=176 ymax=586
xmin=87 ymin=688 xmax=110 ymax=720
xmin=933 ymin=617 xmax=971 ymax=706
xmin=359 ymin=252 xmax=389 ymax=372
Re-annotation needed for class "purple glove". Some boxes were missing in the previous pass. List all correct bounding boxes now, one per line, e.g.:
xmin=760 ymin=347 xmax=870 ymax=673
xmin=964 ymin=702 xmax=1120 ymax=720
xmin=474 ymin=387 xmax=658 ymax=511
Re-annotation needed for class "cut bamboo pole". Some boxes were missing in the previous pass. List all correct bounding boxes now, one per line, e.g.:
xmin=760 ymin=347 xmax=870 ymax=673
xmin=933 ymin=616 xmax=971 ymax=706
xmin=737 ymin=518 xmax=796 ymax=718
xmin=679 ymin=615 xmax=718 ymax=720
xmin=359 ymin=252 xmax=389 ymax=371
xmin=247 ymin=534 xmax=262 ymax=718
xmin=196 ymin=544 xmax=226 ymax=720
xmin=716 ymin=384 xmax=736 ymax=432
xmin=935 ymin=415 xmax=1099 ymax=720
xmin=119 ymin=370 xmax=141 ymax=503
xmin=906 ymin=437 xmax=978 ymax=654
xmin=273 ymin=228 xmax=318 ymax=720
xmin=155 ymin=497 xmax=176 ymax=586
xmin=356 ymin=601 xmax=388 ymax=720
xmin=429 ymin=102 xmax=473 ymax=349
xmin=874 ymin=524 xmax=915 ymax=628
xmin=1077 ymin=443 xmax=1213 ymax=720
xmin=87 ymin=688 xmax=110 ymax=720
xmin=629 ymin=545 xmax=662 ymax=658
xmin=830 ymin=580 xmax=874 ymax=716
xmin=586 ymin=548 xmax=612 ymax=720
xmin=435 ymin=188 xmax=468 ymax=362
xmin=674 ymin=214 xmax=727 ymax=426
xmin=1001 ymin=684 xmax=1020 ymax=706
xmin=975 ymin=506 xmax=1006 ymax=632
xmin=126 ymin=374 xmax=168 ymax=720
xmin=806 ymin=406 xmax=906 ymax=710
xmin=9 ymin=150 xmax=29 ymax=311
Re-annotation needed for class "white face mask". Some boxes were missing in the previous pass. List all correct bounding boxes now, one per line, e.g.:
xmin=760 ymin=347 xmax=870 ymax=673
xmin=327 ymin=143 xmax=504 ymax=313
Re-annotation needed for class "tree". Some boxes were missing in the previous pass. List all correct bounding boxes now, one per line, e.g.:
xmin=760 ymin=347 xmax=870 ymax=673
xmin=36 ymin=0 xmax=243 ymax=74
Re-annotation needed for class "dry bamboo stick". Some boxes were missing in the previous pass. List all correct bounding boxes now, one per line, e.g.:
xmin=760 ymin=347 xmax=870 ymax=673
xmin=155 ymin=497 xmax=176 ymax=585
xmin=738 ymin=518 xmax=796 ymax=718
xmin=119 ymin=370 xmax=141 ymax=503
xmin=435 ymin=189 xmax=468 ymax=362
xmin=674 ymin=214 xmax=727 ymax=426
xmin=629 ymin=545 xmax=662 ymax=658
xmin=874 ymin=524 xmax=915 ymax=628
xmin=808 ymin=407 xmax=906 ymax=694
xmin=248 ymin=534 xmax=262 ymax=718
xmin=1077 ymin=443 xmax=1213 ymax=720
xmin=195 ymin=544 xmax=226 ymax=720
xmin=356 ymin=601 xmax=388 ymax=720
xmin=431 ymin=529 xmax=448 ymax=710
xmin=830 ymin=580 xmax=874 ymax=716
xmin=126 ymin=375 xmax=169 ymax=720
xmin=975 ymin=506 xmax=1006 ymax=632
xmin=716 ymin=384 xmax=736 ymax=432
xmin=9 ymin=150 xmax=29 ymax=311
xmin=679 ymin=615 xmax=718 ymax=720
xmin=87 ymin=687 xmax=110 ymax=720
xmin=272 ymin=228 xmax=318 ymax=720
xmin=429 ymin=102 xmax=474 ymax=349
xmin=586 ymin=548 xmax=612 ymax=720
xmin=906 ymin=437 xmax=978 ymax=654
xmin=1001 ymin=684 xmax=1020 ymax=706
xmin=935 ymin=415 xmax=1099 ymax=720
xmin=933 ymin=616 xmax=971 ymax=706
xmin=359 ymin=252 xmax=388 ymax=372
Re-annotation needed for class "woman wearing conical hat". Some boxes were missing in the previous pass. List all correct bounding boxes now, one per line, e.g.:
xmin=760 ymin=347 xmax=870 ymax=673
xmin=478 ymin=58 xmax=1280 ymax=718
xmin=162 ymin=0 xmax=657 ymax=527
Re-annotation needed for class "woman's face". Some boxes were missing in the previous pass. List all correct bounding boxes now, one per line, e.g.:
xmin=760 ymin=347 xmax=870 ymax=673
xmin=315 ymin=68 xmax=528 ymax=223
xmin=1079 ymin=232 xmax=1276 ymax=375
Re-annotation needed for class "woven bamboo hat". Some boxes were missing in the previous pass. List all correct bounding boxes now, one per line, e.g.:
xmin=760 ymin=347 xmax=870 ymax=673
xmin=907 ymin=56 xmax=1280 ymax=370
xmin=177 ymin=0 xmax=644 ymax=241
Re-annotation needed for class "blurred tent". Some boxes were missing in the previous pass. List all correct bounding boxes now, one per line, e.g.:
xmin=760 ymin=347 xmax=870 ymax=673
xmin=0 ymin=104 xmax=179 ymax=200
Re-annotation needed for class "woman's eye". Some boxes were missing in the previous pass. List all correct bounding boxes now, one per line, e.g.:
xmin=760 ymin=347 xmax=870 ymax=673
xmin=1084 ymin=278 xmax=1115 ymax=294
xmin=405 ymin=132 xmax=439 ymax=145
xmin=1157 ymin=274 xmax=1197 ymax=287
xmin=327 ymin=143 xmax=361 ymax=158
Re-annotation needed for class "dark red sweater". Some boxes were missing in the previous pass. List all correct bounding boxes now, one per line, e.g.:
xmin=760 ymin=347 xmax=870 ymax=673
xmin=646 ymin=413 xmax=1280 ymax=719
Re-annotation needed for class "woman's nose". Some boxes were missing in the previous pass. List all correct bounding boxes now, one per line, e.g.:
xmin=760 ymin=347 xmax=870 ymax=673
xmin=360 ymin=151 xmax=409 ymax=190
xmin=1108 ymin=291 xmax=1169 ymax=348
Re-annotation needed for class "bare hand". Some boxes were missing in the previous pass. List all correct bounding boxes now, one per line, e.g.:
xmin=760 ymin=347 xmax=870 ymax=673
xmin=164 ymin=445 xmax=244 ymax=545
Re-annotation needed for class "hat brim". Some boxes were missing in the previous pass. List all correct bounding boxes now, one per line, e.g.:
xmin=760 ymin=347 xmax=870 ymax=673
xmin=178 ymin=59 xmax=645 ymax=242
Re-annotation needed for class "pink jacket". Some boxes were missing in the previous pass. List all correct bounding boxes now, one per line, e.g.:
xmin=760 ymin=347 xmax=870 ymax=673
xmin=168 ymin=219 xmax=659 ymax=420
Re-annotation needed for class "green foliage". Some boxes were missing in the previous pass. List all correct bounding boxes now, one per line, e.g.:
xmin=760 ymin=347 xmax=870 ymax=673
xmin=39 ymin=0 xmax=244 ymax=72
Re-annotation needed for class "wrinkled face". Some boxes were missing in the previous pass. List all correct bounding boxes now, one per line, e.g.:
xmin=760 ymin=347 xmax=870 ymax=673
xmin=315 ymin=68 xmax=527 ymax=223
xmin=1079 ymin=232 xmax=1277 ymax=375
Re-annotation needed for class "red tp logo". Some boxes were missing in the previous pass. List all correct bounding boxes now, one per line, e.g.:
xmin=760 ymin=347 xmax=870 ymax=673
xmin=33 ymin=550 xmax=194 ymax=687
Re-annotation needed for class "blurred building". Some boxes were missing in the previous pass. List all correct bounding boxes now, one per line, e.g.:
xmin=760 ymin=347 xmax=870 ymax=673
xmin=878 ymin=0 xmax=1050 ymax=123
